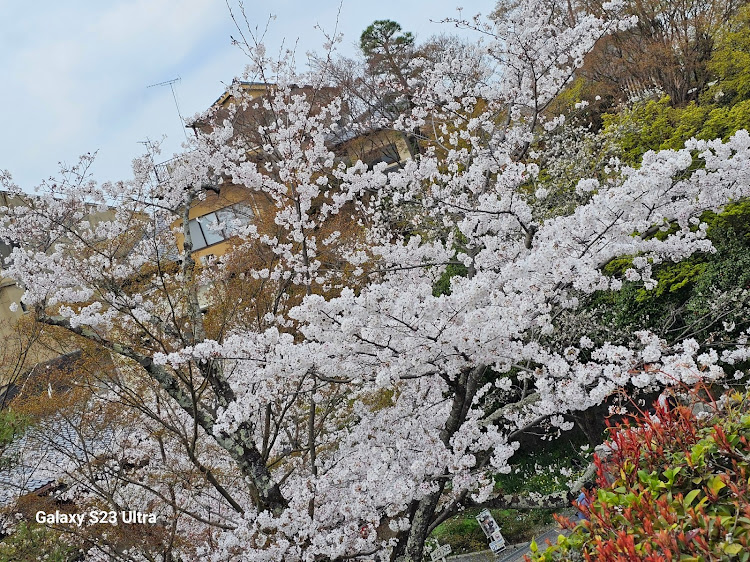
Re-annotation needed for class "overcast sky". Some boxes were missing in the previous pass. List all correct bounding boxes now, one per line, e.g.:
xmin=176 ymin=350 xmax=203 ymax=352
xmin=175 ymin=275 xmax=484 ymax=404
xmin=1 ymin=0 xmax=492 ymax=191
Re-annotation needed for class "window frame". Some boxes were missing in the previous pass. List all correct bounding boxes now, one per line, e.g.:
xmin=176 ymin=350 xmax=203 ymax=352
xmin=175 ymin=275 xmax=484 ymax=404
xmin=186 ymin=203 xmax=253 ymax=251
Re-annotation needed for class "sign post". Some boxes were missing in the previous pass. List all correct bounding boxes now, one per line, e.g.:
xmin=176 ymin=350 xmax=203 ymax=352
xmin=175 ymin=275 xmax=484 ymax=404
xmin=429 ymin=541 xmax=452 ymax=562
xmin=476 ymin=509 xmax=507 ymax=556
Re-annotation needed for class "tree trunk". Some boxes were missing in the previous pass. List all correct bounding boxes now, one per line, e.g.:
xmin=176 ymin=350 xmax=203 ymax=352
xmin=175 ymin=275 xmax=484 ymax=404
xmin=393 ymin=364 xmax=484 ymax=561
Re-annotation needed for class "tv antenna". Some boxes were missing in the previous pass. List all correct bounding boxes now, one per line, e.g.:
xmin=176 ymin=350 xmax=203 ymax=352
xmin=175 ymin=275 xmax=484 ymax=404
xmin=148 ymin=77 xmax=189 ymax=141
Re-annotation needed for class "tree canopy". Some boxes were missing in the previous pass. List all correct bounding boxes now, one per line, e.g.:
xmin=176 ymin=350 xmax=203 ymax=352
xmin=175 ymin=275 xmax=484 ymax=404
xmin=0 ymin=0 xmax=749 ymax=560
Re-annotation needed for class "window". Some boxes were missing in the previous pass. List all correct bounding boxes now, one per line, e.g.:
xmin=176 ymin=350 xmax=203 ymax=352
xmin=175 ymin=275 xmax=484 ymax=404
xmin=363 ymin=143 xmax=401 ymax=169
xmin=187 ymin=203 xmax=254 ymax=251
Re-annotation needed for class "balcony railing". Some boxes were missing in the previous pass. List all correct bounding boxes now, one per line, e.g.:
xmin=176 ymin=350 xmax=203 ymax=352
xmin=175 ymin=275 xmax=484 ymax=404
xmin=153 ymin=155 xmax=183 ymax=184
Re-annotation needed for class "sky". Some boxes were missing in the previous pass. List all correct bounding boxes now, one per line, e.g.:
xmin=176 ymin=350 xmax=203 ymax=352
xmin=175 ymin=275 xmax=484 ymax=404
xmin=1 ymin=0 xmax=494 ymax=192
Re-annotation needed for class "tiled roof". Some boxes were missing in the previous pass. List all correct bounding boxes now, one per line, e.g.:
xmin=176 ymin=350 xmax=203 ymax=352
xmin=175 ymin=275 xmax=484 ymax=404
xmin=0 ymin=417 xmax=113 ymax=507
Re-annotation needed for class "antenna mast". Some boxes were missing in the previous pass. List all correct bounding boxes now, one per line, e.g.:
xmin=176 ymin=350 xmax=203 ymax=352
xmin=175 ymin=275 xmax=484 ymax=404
xmin=148 ymin=77 xmax=189 ymax=141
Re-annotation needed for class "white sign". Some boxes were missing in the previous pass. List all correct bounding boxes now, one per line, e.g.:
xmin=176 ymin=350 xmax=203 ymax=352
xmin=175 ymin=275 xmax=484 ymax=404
xmin=476 ymin=509 xmax=501 ymax=538
xmin=477 ymin=509 xmax=507 ymax=556
xmin=490 ymin=539 xmax=507 ymax=554
xmin=430 ymin=542 xmax=452 ymax=561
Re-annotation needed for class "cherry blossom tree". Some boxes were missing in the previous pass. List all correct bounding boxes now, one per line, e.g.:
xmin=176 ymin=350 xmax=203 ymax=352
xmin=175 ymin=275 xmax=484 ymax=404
xmin=2 ymin=0 xmax=750 ymax=560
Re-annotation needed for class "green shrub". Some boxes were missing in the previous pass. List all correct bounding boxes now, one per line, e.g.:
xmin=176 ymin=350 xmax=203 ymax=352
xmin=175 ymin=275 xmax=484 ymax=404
xmin=0 ymin=522 xmax=77 ymax=562
xmin=532 ymin=390 xmax=750 ymax=561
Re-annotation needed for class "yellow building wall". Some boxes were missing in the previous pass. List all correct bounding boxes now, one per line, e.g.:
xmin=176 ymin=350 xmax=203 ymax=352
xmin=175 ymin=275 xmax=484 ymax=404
xmin=341 ymin=129 xmax=412 ymax=168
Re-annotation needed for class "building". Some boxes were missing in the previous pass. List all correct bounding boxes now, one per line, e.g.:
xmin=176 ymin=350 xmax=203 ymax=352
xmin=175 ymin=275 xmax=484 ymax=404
xmin=161 ymin=81 xmax=412 ymax=263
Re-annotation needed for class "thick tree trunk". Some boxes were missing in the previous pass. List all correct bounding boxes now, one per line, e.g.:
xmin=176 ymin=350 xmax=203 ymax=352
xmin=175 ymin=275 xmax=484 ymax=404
xmin=572 ymin=405 xmax=607 ymax=448
xmin=393 ymin=364 xmax=484 ymax=562
xmin=399 ymin=490 xmax=444 ymax=562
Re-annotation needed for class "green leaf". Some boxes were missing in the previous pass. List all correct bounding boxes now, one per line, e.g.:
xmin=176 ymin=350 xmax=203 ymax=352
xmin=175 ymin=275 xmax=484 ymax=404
xmin=664 ymin=466 xmax=681 ymax=484
xmin=707 ymin=475 xmax=726 ymax=496
xmin=684 ymin=489 xmax=701 ymax=507
xmin=724 ymin=543 xmax=743 ymax=555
